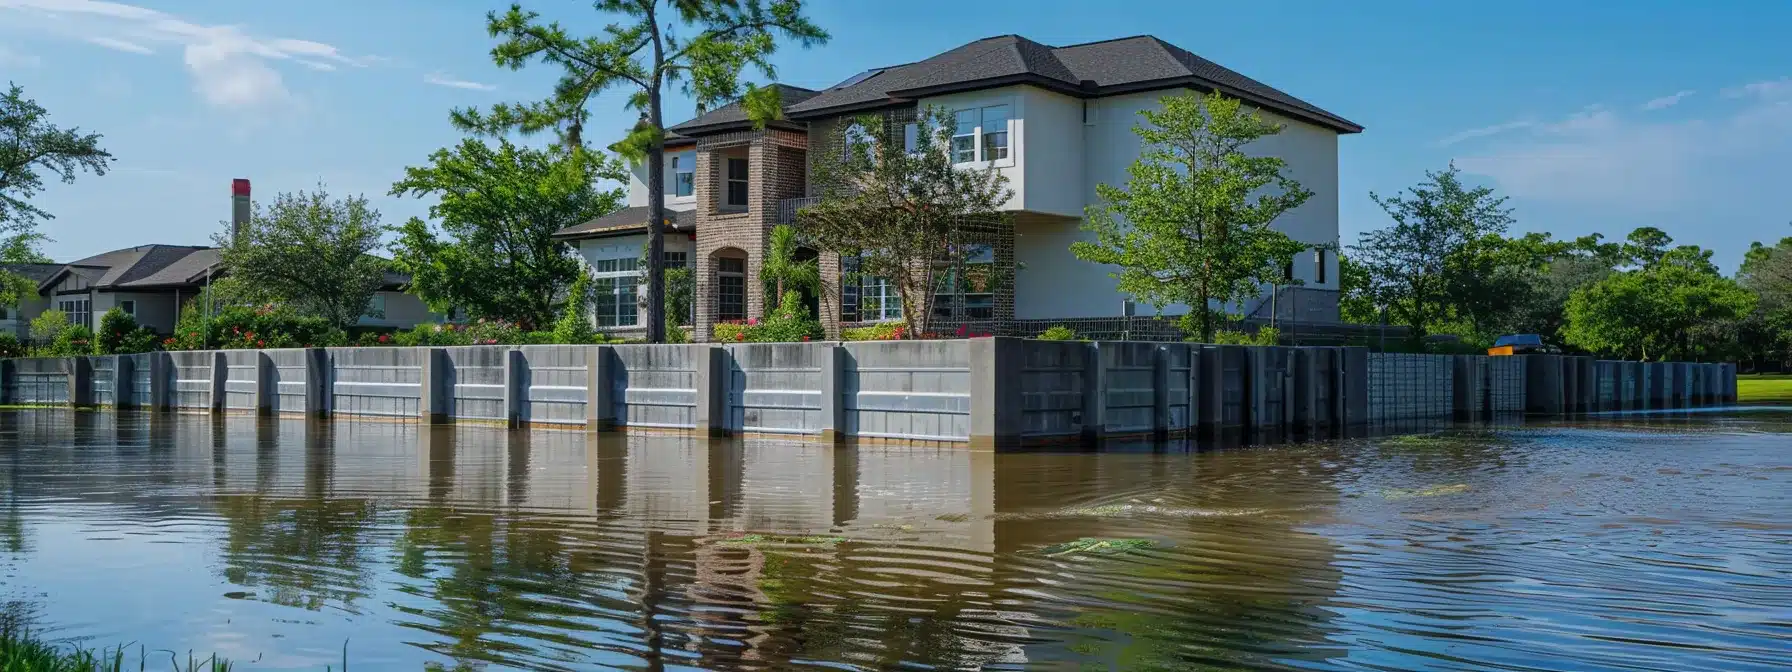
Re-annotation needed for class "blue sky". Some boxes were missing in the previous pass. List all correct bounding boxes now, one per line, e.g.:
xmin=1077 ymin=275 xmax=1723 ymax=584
xmin=4 ymin=0 xmax=1790 ymax=271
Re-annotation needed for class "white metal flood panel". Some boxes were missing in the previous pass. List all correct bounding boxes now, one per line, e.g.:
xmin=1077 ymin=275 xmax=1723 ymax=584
xmin=724 ymin=342 xmax=826 ymax=435
xmin=1367 ymin=353 xmax=1454 ymax=423
xmin=445 ymin=346 xmax=507 ymax=422
xmin=9 ymin=358 xmax=68 ymax=405
xmin=266 ymin=349 xmax=310 ymax=413
xmin=842 ymin=340 xmax=971 ymax=442
xmin=223 ymin=350 xmax=261 ymax=410
xmin=327 ymin=347 xmax=422 ymax=418
xmin=611 ymin=344 xmax=699 ymax=429
xmin=167 ymin=351 xmax=215 ymax=410
xmin=1017 ymin=340 xmax=1086 ymax=440
xmin=123 ymin=353 xmax=153 ymax=407
xmin=517 ymin=345 xmax=590 ymax=426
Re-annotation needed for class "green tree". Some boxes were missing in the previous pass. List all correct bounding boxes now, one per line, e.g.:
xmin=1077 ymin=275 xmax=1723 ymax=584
xmin=799 ymin=106 xmax=1012 ymax=338
xmin=1070 ymin=91 xmax=1313 ymax=341
xmin=213 ymin=185 xmax=391 ymax=330
xmin=550 ymin=267 xmax=598 ymax=344
xmin=1564 ymin=255 xmax=1755 ymax=361
xmin=1 ymin=83 xmax=113 ymax=307
xmin=93 ymin=307 xmax=158 ymax=355
xmin=1350 ymin=164 xmax=1514 ymax=339
xmin=390 ymin=139 xmax=625 ymax=330
xmin=453 ymin=1 xmax=828 ymax=343
xmin=1737 ymin=230 xmax=1792 ymax=369
xmin=1337 ymin=252 xmax=1378 ymax=324
xmin=762 ymin=224 xmax=818 ymax=310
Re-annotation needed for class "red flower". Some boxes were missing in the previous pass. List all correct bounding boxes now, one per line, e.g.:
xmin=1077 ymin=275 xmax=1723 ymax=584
xmin=257 ymin=339 xmax=266 ymax=347
xmin=735 ymin=332 xmax=745 ymax=341
xmin=956 ymin=325 xmax=967 ymax=336
xmin=378 ymin=333 xmax=390 ymax=344
xmin=801 ymin=336 xmax=810 ymax=342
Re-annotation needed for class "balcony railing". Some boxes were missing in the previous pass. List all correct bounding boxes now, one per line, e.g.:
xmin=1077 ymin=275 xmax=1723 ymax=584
xmin=776 ymin=196 xmax=821 ymax=225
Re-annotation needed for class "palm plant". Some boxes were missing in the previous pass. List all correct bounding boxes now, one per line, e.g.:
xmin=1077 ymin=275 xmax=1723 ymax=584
xmin=762 ymin=225 xmax=820 ymax=311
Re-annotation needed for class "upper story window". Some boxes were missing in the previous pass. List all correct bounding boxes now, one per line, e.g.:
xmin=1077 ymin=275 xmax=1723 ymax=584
xmin=672 ymin=156 xmax=694 ymax=197
xmin=950 ymin=105 xmax=1012 ymax=165
xmin=725 ymin=158 xmax=749 ymax=209
xmin=362 ymin=294 xmax=385 ymax=320
xmin=843 ymin=122 xmax=873 ymax=160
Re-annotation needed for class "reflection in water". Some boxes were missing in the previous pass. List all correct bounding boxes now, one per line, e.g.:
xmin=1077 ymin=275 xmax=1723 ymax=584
xmin=0 ymin=408 xmax=1788 ymax=670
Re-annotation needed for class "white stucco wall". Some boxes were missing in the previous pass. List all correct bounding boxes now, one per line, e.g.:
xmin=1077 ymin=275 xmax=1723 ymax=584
xmin=627 ymin=147 xmax=699 ymax=212
xmin=1013 ymin=88 xmax=1342 ymax=320
xmin=919 ymin=86 xmax=1029 ymax=213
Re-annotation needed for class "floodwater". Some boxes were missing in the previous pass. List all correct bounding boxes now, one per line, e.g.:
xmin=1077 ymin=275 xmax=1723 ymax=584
xmin=0 ymin=410 xmax=1788 ymax=671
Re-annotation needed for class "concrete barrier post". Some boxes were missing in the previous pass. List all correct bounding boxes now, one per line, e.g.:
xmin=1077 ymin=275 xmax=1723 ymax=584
xmin=303 ymin=348 xmax=329 ymax=417
xmin=419 ymin=347 xmax=448 ymax=424
xmin=1525 ymin=355 xmax=1563 ymax=416
xmin=1289 ymin=348 xmax=1316 ymax=434
xmin=0 ymin=359 xmax=11 ymax=405
xmin=1185 ymin=344 xmax=1202 ymax=435
xmin=693 ymin=345 xmax=728 ymax=437
xmin=1725 ymin=363 xmax=1738 ymax=403
xmin=503 ymin=348 xmax=525 ymax=428
xmin=208 ymin=351 xmax=227 ymax=414
xmin=818 ymin=344 xmax=844 ymax=442
xmin=1195 ymin=345 xmax=1222 ymax=439
xmin=113 ymin=355 xmax=134 ymax=408
xmin=1451 ymin=355 xmax=1482 ymax=422
xmin=147 ymin=352 xmax=169 ymax=410
xmin=586 ymin=345 xmax=615 ymax=431
xmin=252 ymin=352 xmax=274 ymax=416
xmin=1081 ymin=343 xmax=1105 ymax=443
xmin=969 ymin=337 xmax=1023 ymax=449
xmin=68 ymin=356 xmax=93 ymax=407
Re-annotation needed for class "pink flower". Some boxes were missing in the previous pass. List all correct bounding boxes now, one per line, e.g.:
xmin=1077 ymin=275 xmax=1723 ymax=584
xmin=378 ymin=333 xmax=390 ymax=344
xmin=747 ymin=318 xmax=758 ymax=326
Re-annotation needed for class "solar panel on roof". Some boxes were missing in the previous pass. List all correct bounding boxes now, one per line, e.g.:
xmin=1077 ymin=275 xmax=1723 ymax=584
xmin=831 ymin=68 xmax=885 ymax=89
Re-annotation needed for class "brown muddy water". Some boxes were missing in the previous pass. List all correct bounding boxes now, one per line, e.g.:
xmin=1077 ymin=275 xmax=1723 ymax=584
xmin=0 ymin=408 xmax=1788 ymax=671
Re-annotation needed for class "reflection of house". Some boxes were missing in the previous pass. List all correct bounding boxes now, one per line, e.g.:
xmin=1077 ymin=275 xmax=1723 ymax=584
xmin=559 ymin=34 xmax=1359 ymax=341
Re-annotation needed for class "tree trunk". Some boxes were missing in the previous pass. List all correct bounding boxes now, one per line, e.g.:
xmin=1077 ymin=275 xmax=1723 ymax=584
xmin=644 ymin=56 xmax=667 ymax=342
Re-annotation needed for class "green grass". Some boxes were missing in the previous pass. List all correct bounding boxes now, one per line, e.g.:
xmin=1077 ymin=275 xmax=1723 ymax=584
xmin=0 ymin=624 xmax=232 ymax=671
xmin=1738 ymin=374 xmax=1792 ymax=404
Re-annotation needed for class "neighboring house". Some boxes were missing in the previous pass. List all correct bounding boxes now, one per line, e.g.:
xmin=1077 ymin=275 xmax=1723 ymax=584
xmin=558 ymin=34 xmax=1361 ymax=341
xmin=0 ymin=263 xmax=62 ymax=339
xmin=17 ymin=245 xmax=442 ymax=336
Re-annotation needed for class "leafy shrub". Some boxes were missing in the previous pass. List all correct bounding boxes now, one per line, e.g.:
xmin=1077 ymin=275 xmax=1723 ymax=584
xmin=708 ymin=293 xmax=826 ymax=343
xmin=1036 ymin=325 xmax=1080 ymax=341
xmin=712 ymin=320 xmax=751 ymax=342
xmin=94 ymin=307 xmax=159 ymax=355
xmin=842 ymin=322 xmax=905 ymax=341
xmin=1200 ymin=326 xmax=1281 ymax=346
xmin=550 ymin=269 xmax=599 ymax=344
xmin=27 ymin=309 xmax=72 ymax=345
xmin=26 ymin=310 xmax=92 ymax=356
xmin=166 ymin=303 xmax=346 ymax=350
xmin=0 ymin=333 xmax=22 ymax=359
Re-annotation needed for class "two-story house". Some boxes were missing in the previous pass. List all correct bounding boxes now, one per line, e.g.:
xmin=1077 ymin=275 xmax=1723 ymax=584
xmin=557 ymin=34 xmax=1361 ymax=341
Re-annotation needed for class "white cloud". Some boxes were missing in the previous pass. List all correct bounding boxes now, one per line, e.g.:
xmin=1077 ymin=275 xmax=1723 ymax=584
xmin=84 ymin=35 xmax=152 ymax=54
xmin=1436 ymin=119 xmax=1535 ymax=147
xmin=0 ymin=0 xmax=369 ymax=109
xmin=1453 ymin=78 xmax=1792 ymax=210
xmin=1641 ymin=90 xmax=1694 ymax=111
xmin=423 ymin=71 xmax=496 ymax=92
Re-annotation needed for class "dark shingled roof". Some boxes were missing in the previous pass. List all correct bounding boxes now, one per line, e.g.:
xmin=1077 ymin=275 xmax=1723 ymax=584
xmin=1 ymin=263 xmax=64 ymax=285
xmin=667 ymin=84 xmax=822 ymax=135
xmin=552 ymin=207 xmax=695 ymax=240
xmin=670 ymin=35 xmax=1360 ymax=135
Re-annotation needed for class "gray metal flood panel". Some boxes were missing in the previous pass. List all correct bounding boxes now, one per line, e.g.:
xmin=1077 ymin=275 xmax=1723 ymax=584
xmin=725 ymin=342 xmax=827 ymax=435
xmin=166 ymin=351 xmax=215 ymax=410
xmin=1099 ymin=341 xmax=1158 ymax=435
xmin=842 ymin=340 xmax=971 ymax=442
xmin=265 ymin=349 xmax=310 ymax=414
xmin=223 ymin=350 xmax=261 ymax=410
xmin=517 ymin=345 xmax=591 ymax=426
xmin=327 ymin=347 xmax=423 ymax=418
xmin=611 ymin=344 xmax=699 ymax=429
xmin=445 ymin=346 xmax=508 ymax=422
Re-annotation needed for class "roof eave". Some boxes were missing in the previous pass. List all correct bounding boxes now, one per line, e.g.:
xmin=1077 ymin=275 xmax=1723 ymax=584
xmin=665 ymin=118 xmax=807 ymax=137
xmin=1100 ymin=77 xmax=1362 ymax=134
xmin=883 ymin=72 xmax=1089 ymax=101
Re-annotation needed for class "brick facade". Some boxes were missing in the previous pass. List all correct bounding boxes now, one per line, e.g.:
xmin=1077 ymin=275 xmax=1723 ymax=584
xmin=692 ymin=129 xmax=808 ymax=342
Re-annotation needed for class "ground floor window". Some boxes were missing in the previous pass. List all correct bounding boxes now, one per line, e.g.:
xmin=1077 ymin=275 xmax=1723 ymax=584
xmin=717 ymin=256 xmax=746 ymax=321
xmin=591 ymin=257 xmax=638 ymax=327
xmin=933 ymin=243 xmax=995 ymax=320
xmin=840 ymin=255 xmax=902 ymax=322
xmin=57 ymin=298 xmax=91 ymax=328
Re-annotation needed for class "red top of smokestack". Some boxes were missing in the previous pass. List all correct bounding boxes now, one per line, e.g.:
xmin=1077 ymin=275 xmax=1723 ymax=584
xmin=232 ymin=178 xmax=251 ymax=197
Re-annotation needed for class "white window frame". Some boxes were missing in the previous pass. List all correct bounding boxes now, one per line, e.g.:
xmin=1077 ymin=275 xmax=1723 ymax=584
xmin=860 ymin=274 xmax=902 ymax=322
xmin=672 ymin=155 xmax=694 ymax=198
xmin=58 ymin=298 xmax=91 ymax=329
xmin=590 ymin=257 xmax=639 ymax=327
xmin=947 ymin=102 xmax=1015 ymax=168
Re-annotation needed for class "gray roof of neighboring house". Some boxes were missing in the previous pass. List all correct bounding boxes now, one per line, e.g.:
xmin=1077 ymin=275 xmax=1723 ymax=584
xmin=0 ymin=263 xmax=64 ymax=285
xmin=671 ymin=35 xmax=1360 ymax=135
xmin=42 ymin=245 xmax=221 ymax=292
xmin=666 ymin=84 xmax=822 ymax=135
xmin=552 ymin=206 xmax=696 ymax=240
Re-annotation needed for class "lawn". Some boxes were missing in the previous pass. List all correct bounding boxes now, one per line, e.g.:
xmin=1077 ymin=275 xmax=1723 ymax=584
xmin=1738 ymin=374 xmax=1792 ymax=404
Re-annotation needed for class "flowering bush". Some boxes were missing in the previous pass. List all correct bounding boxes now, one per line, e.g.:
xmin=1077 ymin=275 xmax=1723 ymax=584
xmin=842 ymin=322 xmax=906 ymax=341
xmin=167 ymin=303 xmax=345 ymax=350
xmin=1035 ymin=325 xmax=1081 ymax=341
xmin=94 ymin=308 xmax=160 ymax=354
xmin=710 ymin=292 xmax=824 ymax=343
